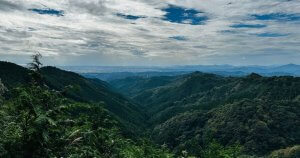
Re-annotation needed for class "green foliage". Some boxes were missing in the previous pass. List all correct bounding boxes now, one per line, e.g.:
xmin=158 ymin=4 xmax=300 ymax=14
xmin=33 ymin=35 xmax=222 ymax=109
xmin=202 ymin=99 xmax=300 ymax=155
xmin=109 ymin=76 xmax=175 ymax=98
xmin=119 ymin=139 xmax=173 ymax=158
xmin=0 ymin=84 xmax=171 ymax=157
xmin=0 ymin=61 xmax=146 ymax=134
xmin=201 ymin=140 xmax=242 ymax=158
xmin=0 ymin=57 xmax=170 ymax=157
xmin=114 ymin=72 xmax=300 ymax=156
xmin=0 ymin=85 xmax=65 ymax=157
xmin=0 ymin=61 xmax=30 ymax=88
xmin=40 ymin=66 xmax=146 ymax=132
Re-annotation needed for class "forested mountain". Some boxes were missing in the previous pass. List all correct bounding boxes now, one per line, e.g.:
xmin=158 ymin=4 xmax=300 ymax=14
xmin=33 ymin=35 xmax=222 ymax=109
xmin=41 ymin=66 xmax=146 ymax=131
xmin=109 ymin=76 xmax=176 ymax=97
xmin=0 ymin=61 xmax=146 ymax=133
xmin=0 ymin=61 xmax=31 ymax=88
xmin=0 ymin=60 xmax=172 ymax=157
xmin=110 ymin=72 xmax=300 ymax=157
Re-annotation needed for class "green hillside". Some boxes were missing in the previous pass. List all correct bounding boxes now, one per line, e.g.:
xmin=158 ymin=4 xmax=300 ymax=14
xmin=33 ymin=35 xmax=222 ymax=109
xmin=0 ymin=73 xmax=171 ymax=158
xmin=0 ymin=61 xmax=30 ymax=88
xmin=116 ymin=72 xmax=300 ymax=124
xmin=0 ymin=62 xmax=146 ymax=133
xmin=109 ymin=76 xmax=176 ymax=98
xmin=41 ymin=66 xmax=146 ymax=131
xmin=111 ymin=72 xmax=300 ymax=156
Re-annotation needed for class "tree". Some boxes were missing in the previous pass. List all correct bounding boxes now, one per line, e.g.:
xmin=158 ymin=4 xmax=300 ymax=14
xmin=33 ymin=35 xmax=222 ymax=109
xmin=27 ymin=52 xmax=43 ymax=85
xmin=28 ymin=52 xmax=42 ymax=72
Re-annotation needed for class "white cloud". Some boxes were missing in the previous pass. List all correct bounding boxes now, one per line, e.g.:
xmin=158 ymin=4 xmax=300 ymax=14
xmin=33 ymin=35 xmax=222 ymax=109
xmin=0 ymin=0 xmax=299 ymax=66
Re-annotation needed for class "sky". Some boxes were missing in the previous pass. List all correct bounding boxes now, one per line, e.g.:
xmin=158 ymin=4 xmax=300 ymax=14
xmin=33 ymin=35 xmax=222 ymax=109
xmin=0 ymin=0 xmax=300 ymax=66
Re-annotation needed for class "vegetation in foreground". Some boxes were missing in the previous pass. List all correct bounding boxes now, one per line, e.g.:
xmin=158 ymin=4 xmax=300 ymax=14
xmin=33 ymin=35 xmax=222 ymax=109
xmin=0 ymin=55 xmax=171 ymax=157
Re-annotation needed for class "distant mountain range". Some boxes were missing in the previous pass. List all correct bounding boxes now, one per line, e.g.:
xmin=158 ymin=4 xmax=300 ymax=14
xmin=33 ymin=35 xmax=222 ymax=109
xmin=60 ymin=64 xmax=300 ymax=81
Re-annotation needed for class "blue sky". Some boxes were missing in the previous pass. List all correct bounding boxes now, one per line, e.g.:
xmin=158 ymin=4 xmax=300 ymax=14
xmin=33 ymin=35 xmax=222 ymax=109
xmin=0 ymin=0 xmax=300 ymax=66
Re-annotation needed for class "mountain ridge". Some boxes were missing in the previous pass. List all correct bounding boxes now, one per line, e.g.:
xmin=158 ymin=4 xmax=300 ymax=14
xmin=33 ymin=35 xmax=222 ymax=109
xmin=110 ymin=71 xmax=300 ymax=156
xmin=0 ymin=61 xmax=146 ymax=133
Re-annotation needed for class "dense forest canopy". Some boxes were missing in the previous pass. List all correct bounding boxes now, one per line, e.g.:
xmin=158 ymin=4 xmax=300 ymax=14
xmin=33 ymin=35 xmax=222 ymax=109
xmin=111 ymin=72 xmax=300 ymax=157
xmin=0 ymin=58 xmax=299 ymax=158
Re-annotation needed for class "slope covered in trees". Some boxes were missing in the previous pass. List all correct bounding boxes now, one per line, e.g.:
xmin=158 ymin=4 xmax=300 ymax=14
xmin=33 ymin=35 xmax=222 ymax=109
xmin=41 ymin=66 xmax=146 ymax=132
xmin=0 ymin=61 xmax=145 ymax=133
xmin=109 ymin=76 xmax=176 ymax=98
xmin=0 ymin=80 xmax=171 ymax=157
xmin=0 ymin=58 xmax=171 ymax=157
xmin=110 ymin=72 xmax=300 ymax=156
xmin=0 ymin=61 xmax=31 ymax=88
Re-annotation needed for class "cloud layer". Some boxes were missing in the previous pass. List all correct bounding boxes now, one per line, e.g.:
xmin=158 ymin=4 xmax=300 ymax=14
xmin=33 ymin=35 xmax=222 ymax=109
xmin=0 ymin=0 xmax=300 ymax=66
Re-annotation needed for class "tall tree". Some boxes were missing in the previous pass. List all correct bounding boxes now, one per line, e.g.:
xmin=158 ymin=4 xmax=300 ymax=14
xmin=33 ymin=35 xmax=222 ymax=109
xmin=27 ymin=52 xmax=43 ymax=85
